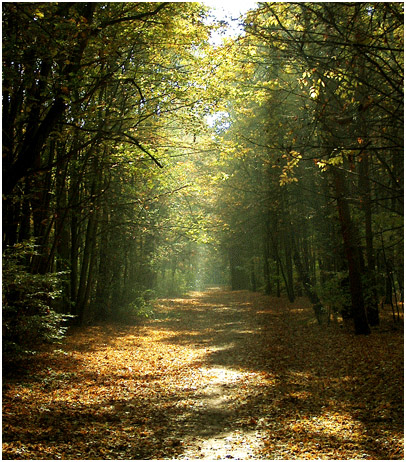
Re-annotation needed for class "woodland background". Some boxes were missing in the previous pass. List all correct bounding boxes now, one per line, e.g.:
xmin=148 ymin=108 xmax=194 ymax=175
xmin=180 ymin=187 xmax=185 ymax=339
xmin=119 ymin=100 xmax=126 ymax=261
xmin=2 ymin=2 xmax=404 ymax=359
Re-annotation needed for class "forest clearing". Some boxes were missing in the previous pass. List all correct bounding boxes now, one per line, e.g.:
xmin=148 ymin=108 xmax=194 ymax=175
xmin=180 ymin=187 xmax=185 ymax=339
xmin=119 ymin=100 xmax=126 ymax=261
xmin=3 ymin=289 xmax=403 ymax=460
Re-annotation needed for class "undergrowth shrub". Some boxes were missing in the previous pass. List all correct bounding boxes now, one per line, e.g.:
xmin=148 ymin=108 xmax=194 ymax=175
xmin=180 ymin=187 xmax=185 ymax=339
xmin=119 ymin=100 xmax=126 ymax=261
xmin=317 ymin=272 xmax=352 ymax=319
xmin=3 ymin=241 xmax=72 ymax=363
xmin=113 ymin=289 xmax=156 ymax=323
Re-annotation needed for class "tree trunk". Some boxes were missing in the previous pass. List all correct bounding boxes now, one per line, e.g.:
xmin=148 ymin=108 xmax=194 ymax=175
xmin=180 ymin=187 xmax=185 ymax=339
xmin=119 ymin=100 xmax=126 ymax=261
xmin=263 ymin=235 xmax=272 ymax=295
xmin=276 ymin=257 xmax=281 ymax=298
xmin=75 ymin=158 xmax=101 ymax=325
xmin=293 ymin=248 xmax=324 ymax=325
xmin=75 ymin=204 xmax=98 ymax=325
xmin=18 ymin=179 xmax=32 ymax=242
xmin=94 ymin=205 xmax=111 ymax=321
xmin=229 ymin=245 xmax=247 ymax=290
xmin=250 ymin=258 xmax=257 ymax=292
xmin=284 ymin=232 xmax=295 ymax=303
xmin=332 ymin=167 xmax=370 ymax=335
xmin=358 ymin=154 xmax=379 ymax=326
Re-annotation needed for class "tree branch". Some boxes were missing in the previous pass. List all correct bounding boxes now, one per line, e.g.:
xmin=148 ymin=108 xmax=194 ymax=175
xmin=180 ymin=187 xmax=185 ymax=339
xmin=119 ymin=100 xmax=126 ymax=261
xmin=99 ymin=3 xmax=168 ymax=28
xmin=121 ymin=133 xmax=163 ymax=168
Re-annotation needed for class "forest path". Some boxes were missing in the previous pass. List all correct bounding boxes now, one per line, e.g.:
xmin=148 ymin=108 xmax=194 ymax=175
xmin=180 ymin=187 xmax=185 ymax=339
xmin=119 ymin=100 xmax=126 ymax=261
xmin=3 ymin=289 xmax=403 ymax=460
xmin=153 ymin=288 xmax=273 ymax=460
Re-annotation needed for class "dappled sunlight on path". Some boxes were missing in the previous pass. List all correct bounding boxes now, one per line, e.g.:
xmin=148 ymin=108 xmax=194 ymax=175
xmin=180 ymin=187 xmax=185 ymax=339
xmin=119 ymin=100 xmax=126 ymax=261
xmin=175 ymin=366 xmax=264 ymax=459
xmin=155 ymin=289 xmax=403 ymax=460
xmin=2 ymin=289 xmax=403 ymax=460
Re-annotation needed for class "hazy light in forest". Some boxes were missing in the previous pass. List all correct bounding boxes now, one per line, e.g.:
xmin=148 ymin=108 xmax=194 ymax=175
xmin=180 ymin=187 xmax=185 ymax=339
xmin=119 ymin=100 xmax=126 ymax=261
xmin=202 ymin=0 xmax=258 ymax=45
xmin=193 ymin=244 xmax=208 ymax=290
xmin=202 ymin=2 xmax=257 ymax=128
xmin=205 ymin=111 xmax=231 ymax=131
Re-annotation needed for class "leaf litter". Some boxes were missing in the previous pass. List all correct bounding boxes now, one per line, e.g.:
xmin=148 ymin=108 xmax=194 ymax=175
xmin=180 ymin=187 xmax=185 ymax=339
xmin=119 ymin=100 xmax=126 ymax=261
xmin=2 ymin=288 xmax=403 ymax=460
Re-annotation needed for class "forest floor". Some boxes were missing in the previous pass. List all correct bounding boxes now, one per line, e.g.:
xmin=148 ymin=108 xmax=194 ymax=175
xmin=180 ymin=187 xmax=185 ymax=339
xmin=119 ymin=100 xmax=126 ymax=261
xmin=3 ymin=289 xmax=404 ymax=460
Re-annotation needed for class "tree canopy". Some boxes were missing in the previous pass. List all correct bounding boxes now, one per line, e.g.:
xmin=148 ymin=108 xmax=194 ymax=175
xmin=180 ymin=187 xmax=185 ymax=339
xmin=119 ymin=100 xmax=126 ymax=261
xmin=2 ymin=2 xmax=403 ymax=357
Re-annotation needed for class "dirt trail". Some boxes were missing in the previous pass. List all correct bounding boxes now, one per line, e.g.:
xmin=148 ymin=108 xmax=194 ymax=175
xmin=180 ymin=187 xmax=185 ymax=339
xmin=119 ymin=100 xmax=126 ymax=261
xmin=157 ymin=288 xmax=270 ymax=459
xmin=3 ymin=289 xmax=404 ymax=460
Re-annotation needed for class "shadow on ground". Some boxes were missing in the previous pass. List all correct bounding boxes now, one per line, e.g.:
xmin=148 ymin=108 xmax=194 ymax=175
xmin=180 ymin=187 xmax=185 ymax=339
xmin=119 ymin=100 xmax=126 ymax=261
xmin=2 ymin=289 xmax=403 ymax=460
xmin=153 ymin=289 xmax=404 ymax=459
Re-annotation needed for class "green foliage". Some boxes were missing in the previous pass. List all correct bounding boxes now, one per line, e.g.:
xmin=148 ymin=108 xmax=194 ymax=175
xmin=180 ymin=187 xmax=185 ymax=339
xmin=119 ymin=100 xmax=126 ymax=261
xmin=156 ymin=270 xmax=192 ymax=297
xmin=2 ymin=2 xmax=402 ymax=334
xmin=113 ymin=289 xmax=157 ymax=324
xmin=2 ymin=241 xmax=73 ymax=359
xmin=316 ymin=272 xmax=351 ymax=312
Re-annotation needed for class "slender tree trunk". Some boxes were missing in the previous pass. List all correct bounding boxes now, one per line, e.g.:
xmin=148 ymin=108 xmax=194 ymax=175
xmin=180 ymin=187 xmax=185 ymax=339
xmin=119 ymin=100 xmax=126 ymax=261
xmin=263 ymin=234 xmax=272 ymax=295
xmin=293 ymin=248 xmax=324 ymax=325
xmin=95 ymin=205 xmax=110 ymax=321
xmin=332 ymin=167 xmax=370 ymax=335
xmin=229 ymin=245 xmax=247 ymax=290
xmin=250 ymin=258 xmax=257 ymax=292
xmin=3 ymin=195 xmax=20 ymax=247
xmin=75 ymin=159 xmax=101 ymax=325
xmin=54 ymin=156 xmax=71 ymax=313
xmin=76 ymin=203 xmax=98 ymax=325
xmin=359 ymin=154 xmax=379 ymax=325
xmin=30 ymin=140 xmax=56 ymax=274
xmin=81 ymin=214 xmax=99 ymax=324
xmin=276 ymin=257 xmax=281 ymax=298
xmin=18 ymin=179 xmax=32 ymax=242
xmin=284 ymin=232 xmax=295 ymax=303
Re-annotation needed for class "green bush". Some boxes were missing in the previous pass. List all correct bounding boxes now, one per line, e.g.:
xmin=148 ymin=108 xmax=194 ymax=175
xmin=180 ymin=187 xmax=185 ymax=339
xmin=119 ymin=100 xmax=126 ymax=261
xmin=3 ymin=241 xmax=72 ymax=360
xmin=114 ymin=290 xmax=155 ymax=324
xmin=113 ymin=289 xmax=156 ymax=323
xmin=317 ymin=272 xmax=351 ymax=314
